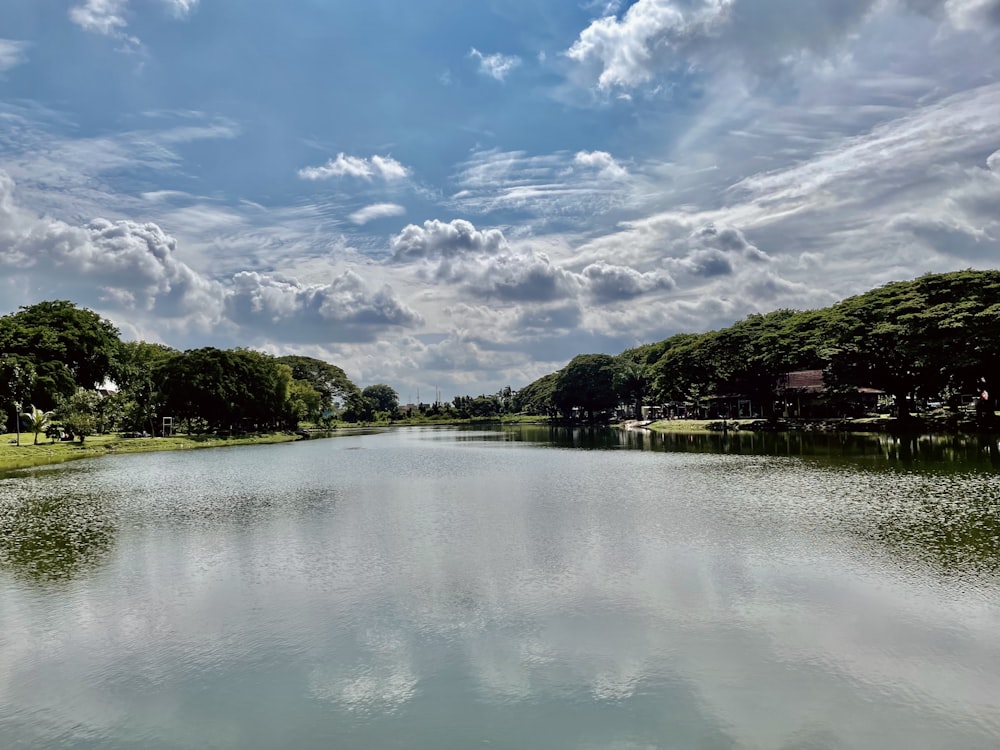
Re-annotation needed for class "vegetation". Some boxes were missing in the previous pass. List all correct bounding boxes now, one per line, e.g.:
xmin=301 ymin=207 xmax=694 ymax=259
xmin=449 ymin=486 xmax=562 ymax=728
xmin=0 ymin=431 xmax=299 ymax=473
xmin=2 ymin=271 xmax=997 ymax=458
xmin=0 ymin=300 xmax=365 ymax=443
xmin=518 ymin=270 xmax=1000 ymax=426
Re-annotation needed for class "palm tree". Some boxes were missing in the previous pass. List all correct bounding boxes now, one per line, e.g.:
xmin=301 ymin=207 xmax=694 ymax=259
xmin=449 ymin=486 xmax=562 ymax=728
xmin=20 ymin=405 xmax=54 ymax=445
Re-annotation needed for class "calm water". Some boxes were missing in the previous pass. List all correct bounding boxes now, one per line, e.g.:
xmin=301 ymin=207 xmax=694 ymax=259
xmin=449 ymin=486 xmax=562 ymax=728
xmin=1 ymin=426 xmax=999 ymax=749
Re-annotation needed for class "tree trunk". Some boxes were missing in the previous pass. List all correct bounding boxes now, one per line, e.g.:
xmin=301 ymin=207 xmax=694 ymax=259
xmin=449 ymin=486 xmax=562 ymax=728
xmin=895 ymin=391 xmax=913 ymax=424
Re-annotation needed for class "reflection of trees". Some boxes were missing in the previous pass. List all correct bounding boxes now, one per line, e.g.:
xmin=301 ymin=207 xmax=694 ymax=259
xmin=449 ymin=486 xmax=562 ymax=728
xmin=0 ymin=494 xmax=116 ymax=582
xmin=863 ymin=489 xmax=1000 ymax=575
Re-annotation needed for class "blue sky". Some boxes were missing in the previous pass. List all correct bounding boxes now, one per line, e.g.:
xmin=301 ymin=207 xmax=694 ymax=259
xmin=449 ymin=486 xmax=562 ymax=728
xmin=1 ymin=0 xmax=998 ymax=400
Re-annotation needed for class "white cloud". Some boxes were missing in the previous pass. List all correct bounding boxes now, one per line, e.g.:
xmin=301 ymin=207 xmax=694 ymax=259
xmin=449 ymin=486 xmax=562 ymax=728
xmin=469 ymin=48 xmax=522 ymax=82
xmin=0 ymin=171 xmax=419 ymax=344
xmin=349 ymin=203 xmax=406 ymax=225
xmin=582 ymin=261 xmax=675 ymax=301
xmin=225 ymin=271 xmax=421 ymax=342
xmin=390 ymin=219 xmax=507 ymax=261
xmin=0 ymin=113 xmax=240 ymax=223
xmin=69 ymin=0 xmax=200 ymax=45
xmin=69 ymin=0 xmax=131 ymax=36
xmin=574 ymin=150 xmax=629 ymax=179
xmin=564 ymin=0 xmax=1000 ymax=90
xmin=164 ymin=0 xmax=200 ymax=18
xmin=450 ymin=148 xmax=644 ymax=223
xmin=451 ymin=250 xmax=582 ymax=303
xmin=298 ymin=153 xmax=410 ymax=182
xmin=0 ymin=171 xmax=222 ymax=324
xmin=0 ymin=40 xmax=29 ymax=72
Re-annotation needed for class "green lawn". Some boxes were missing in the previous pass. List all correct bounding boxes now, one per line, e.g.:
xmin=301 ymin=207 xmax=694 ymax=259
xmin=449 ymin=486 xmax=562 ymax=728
xmin=0 ymin=432 xmax=299 ymax=473
xmin=644 ymin=419 xmax=747 ymax=434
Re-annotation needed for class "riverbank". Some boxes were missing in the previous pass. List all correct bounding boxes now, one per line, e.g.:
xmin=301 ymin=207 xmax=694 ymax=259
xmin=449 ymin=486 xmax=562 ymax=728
xmin=1 ymin=417 xmax=554 ymax=474
xmin=643 ymin=414 xmax=999 ymax=435
xmin=0 ymin=432 xmax=300 ymax=474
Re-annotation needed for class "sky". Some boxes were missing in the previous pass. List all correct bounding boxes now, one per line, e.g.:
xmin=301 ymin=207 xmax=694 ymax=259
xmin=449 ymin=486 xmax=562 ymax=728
xmin=1 ymin=0 xmax=998 ymax=401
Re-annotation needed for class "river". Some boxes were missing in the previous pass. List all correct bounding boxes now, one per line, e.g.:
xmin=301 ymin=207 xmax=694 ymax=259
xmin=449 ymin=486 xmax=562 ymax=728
xmin=1 ymin=426 xmax=998 ymax=749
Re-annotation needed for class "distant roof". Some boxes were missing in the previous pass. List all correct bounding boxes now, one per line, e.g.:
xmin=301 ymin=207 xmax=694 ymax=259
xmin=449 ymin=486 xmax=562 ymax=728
xmin=784 ymin=370 xmax=825 ymax=392
xmin=782 ymin=369 xmax=885 ymax=395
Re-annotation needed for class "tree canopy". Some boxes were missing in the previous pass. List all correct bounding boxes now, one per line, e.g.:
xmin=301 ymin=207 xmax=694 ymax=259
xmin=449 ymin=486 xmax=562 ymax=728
xmin=1 ymin=302 xmax=360 ymax=435
xmin=518 ymin=270 xmax=1000 ymax=423
xmin=0 ymin=300 xmax=120 ymax=408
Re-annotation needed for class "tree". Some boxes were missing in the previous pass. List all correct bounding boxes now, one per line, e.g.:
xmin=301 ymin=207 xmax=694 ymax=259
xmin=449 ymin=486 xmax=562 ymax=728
xmin=614 ymin=363 xmax=648 ymax=419
xmin=113 ymin=341 xmax=177 ymax=434
xmin=286 ymin=379 xmax=324 ymax=424
xmin=512 ymin=372 xmax=559 ymax=416
xmin=649 ymin=334 xmax=717 ymax=415
xmin=1 ymin=355 xmax=36 ymax=442
xmin=341 ymin=391 xmax=375 ymax=422
xmin=554 ymin=354 xmax=621 ymax=421
xmin=55 ymin=389 xmax=101 ymax=443
xmin=20 ymin=405 xmax=54 ymax=445
xmin=707 ymin=310 xmax=799 ymax=419
xmin=276 ymin=355 xmax=359 ymax=413
xmin=0 ymin=301 xmax=120 ymax=407
xmin=362 ymin=384 xmax=399 ymax=416
xmin=157 ymin=348 xmax=292 ymax=433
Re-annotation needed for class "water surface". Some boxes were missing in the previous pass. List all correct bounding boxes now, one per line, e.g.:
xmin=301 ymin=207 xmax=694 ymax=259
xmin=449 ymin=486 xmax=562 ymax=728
xmin=1 ymin=427 xmax=998 ymax=749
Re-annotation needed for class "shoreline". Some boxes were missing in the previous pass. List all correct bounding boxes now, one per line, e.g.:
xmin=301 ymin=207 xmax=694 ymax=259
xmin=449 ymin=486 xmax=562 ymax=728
xmin=0 ymin=432 xmax=301 ymax=475
xmin=639 ymin=416 xmax=1000 ymax=436
xmin=5 ymin=415 xmax=997 ymax=474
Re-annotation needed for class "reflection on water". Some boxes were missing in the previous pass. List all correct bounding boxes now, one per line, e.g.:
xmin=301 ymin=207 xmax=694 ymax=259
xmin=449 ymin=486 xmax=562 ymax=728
xmin=0 ymin=484 xmax=116 ymax=582
xmin=505 ymin=426 xmax=1000 ymax=577
xmin=0 ymin=428 xmax=998 ymax=749
xmin=509 ymin=424 xmax=1000 ymax=469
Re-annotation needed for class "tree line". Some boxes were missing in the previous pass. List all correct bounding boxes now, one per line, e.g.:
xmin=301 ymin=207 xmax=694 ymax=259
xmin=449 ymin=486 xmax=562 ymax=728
xmin=0 ymin=300 xmax=392 ymax=441
xmin=4 ymin=271 xmax=997 ymax=437
xmin=513 ymin=270 xmax=1000 ymax=423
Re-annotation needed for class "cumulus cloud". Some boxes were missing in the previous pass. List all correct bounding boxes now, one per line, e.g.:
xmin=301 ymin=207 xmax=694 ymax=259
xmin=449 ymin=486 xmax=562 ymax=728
xmin=0 ymin=171 xmax=419 ymax=343
xmin=390 ymin=219 xmax=507 ymax=261
xmin=225 ymin=271 xmax=421 ymax=342
xmin=564 ymin=0 xmax=998 ymax=89
xmin=0 ymin=40 xmax=29 ymax=72
xmin=0 ymin=171 xmax=222 ymax=321
xmin=574 ymin=150 xmax=629 ymax=179
xmin=469 ymin=48 xmax=522 ymax=81
xmin=582 ymin=261 xmax=675 ymax=301
xmin=389 ymin=218 xmax=588 ymax=303
xmin=349 ymin=203 xmax=406 ymax=225
xmin=460 ymin=251 xmax=581 ymax=302
xmin=298 ymin=153 xmax=410 ymax=182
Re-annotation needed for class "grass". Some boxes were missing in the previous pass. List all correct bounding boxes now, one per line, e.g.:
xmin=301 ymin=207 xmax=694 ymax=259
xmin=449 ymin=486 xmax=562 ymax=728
xmin=644 ymin=419 xmax=750 ymax=434
xmin=0 ymin=432 xmax=299 ymax=474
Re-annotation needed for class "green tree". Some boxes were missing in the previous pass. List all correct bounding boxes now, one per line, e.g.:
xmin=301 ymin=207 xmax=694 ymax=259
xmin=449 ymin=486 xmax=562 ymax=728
xmin=554 ymin=354 xmax=621 ymax=421
xmin=20 ymin=405 xmax=54 ymax=445
xmin=286 ymin=379 xmax=324 ymax=424
xmin=0 ymin=301 xmax=120 ymax=408
xmin=55 ymin=389 xmax=101 ymax=443
xmin=362 ymin=384 xmax=399 ymax=416
xmin=614 ymin=362 xmax=648 ymax=419
xmin=512 ymin=372 xmax=559 ymax=417
xmin=649 ymin=333 xmax=717 ymax=416
xmin=156 ymin=348 xmax=291 ymax=433
xmin=113 ymin=341 xmax=177 ymax=434
xmin=1 ymin=355 xmax=36 ymax=441
xmin=276 ymin=355 xmax=359 ymax=413
xmin=341 ymin=391 xmax=375 ymax=422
